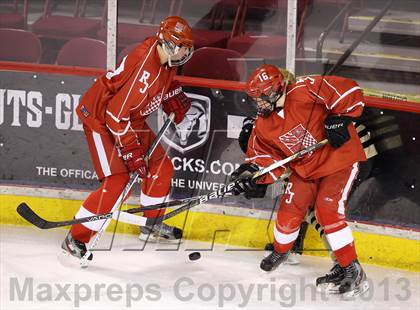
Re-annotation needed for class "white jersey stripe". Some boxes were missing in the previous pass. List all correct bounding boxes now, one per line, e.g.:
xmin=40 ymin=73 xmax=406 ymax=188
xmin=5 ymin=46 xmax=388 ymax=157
xmin=92 ymin=132 xmax=111 ymax=177
xmin=106 ymin=120 xmax=131 ymax=137
xmin=323 ymin=79 xmax=341 ymax=96
xmin=309 ymin=89 xmax=326 ymax=103
xmin=130 ymin=96 xmax=147 ymax=112
xmin=338 ymin=162 xmax=359 ymax=214
xmin=106 ymin=109 xmax=120 ymax=123
xmin=286 ymin=84 xmax=305 ymax=96
xmin=345 ymin=101 xmax=365 ymax=113
xmin=330 ymin=86 xmax=361 ymax=110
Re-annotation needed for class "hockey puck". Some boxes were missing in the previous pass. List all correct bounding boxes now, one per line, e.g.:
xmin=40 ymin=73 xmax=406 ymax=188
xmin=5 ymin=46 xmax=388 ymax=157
xmin=188 ymin=252 xmax=201 ymax=261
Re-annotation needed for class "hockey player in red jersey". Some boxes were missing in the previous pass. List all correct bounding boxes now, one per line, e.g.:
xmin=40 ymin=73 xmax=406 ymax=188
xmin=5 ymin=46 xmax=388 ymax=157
xmin=230 ymin=64 xmax=369 ymax=296
xmin=61 ymin=16 xmax=194 ymax=261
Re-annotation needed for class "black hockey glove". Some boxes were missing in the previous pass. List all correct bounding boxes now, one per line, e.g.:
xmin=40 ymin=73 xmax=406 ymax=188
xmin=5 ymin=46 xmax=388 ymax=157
xmin=230 ymin=163 xmax=268 ymax=199
xmin=324 ymin=115 xmax=353 ymax=148
xmin=238 ymin=117 xmax=255 ymax=153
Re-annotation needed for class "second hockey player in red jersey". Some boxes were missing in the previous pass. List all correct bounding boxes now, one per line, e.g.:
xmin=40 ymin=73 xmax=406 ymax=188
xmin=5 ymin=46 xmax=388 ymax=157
xmin=230 ymin=64 xmax=369 ymax=296
xmin=61 ymin=16 xmax=194 ymax=261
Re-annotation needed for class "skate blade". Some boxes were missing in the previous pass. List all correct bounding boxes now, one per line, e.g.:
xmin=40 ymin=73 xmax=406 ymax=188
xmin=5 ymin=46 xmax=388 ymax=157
xmin=58 ymin=249 xmax=83 ymax=269
xmin=80 ymin=256 xmax=90 ymax=269
xmin=316 ymin=282 xmax=340 ymax=294
xmin=259 ymin=267 xmax=275 ymax=273
xmin=58 ymin=249 xmax=91 ymax=269
xmin=284 ymin=253 xmax=300 ymax=265
xmin=317 ymin=280 xmax=370 ymax=298
xmin=341 ymin=280 xmax=370 ymax=299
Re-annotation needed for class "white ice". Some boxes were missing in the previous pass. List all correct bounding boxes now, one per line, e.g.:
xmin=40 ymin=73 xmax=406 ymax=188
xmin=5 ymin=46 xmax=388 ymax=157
xmin=1 ymin=225 xmax=419 ymax=310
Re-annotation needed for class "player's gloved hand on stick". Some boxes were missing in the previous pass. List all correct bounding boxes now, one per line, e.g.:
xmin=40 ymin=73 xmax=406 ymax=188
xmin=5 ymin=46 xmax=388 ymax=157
xmin=119 ymin=142 xmax=148 ymax=178
xmin=230 ymin=163 xmax=267 ymax=199
xmin=324 ymin=115 xmax=352 ymax=148
xmin=162 ymin=81 xmax=192 ymax=124
xmin=238 ymin=117 xmax=255 ymax=153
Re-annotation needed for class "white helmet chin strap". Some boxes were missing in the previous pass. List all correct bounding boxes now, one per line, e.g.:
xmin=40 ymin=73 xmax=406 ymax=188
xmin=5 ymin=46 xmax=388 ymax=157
xmin=161 ymin=43 xmax=174 ymax=67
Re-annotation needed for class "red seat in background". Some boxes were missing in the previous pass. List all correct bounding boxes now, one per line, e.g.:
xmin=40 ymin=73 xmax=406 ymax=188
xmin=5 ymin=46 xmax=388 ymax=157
xmin=56 ymin=37 xmax=106 ymax=69
xmin=182 ymin=47 xmax=247 ymax=81
xmin=97 ymin=0 xmax=169 ymax=48
xmin=0 ymin=28 xmax=42 ymax=63
xmin=97 ymin=23 xmax=158 ymax=48
xmin=0 ymin=0 xmax=28 ymax=29
xmin=31 ymin=0 xmax=103 ymax=40
xmin=193 ymin=28 xmax=231 ymax=49
xmin=227 ymin=0 xmax=310 ymax=60
xmin=173 ymin=0 xmax=244 ymax=49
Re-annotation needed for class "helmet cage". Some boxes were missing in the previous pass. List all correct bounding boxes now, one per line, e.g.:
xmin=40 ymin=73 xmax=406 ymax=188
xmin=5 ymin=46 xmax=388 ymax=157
xmin=160 ymin=35 xmax=194 ymax=67
xmin=246 ymin=65 xmax=286 ymax=117
xmin=258 ymin=86 xmax=283 ymax=104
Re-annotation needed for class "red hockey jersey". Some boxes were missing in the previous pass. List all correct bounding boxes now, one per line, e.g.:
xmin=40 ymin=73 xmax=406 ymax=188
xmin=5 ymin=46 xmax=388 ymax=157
xmin=76 ymin=37 xmax=176 ymax=147
xmin=245 ymin=75 xmax=367 ymax=183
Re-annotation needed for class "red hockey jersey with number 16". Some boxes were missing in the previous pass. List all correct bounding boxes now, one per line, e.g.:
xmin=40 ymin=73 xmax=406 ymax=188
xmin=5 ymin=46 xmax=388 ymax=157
xmin=245 ymin=75 xmax=367 ymax=184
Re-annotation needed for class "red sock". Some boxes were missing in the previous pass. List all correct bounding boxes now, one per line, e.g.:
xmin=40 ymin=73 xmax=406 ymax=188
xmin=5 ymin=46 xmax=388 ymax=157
xmin=334 ymin=242 xmax=357 ymax=267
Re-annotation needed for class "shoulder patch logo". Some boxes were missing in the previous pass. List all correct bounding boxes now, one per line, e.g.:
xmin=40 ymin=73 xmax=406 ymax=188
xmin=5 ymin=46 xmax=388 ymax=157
xmin=80 ymin=105 xmax=90 ymax=117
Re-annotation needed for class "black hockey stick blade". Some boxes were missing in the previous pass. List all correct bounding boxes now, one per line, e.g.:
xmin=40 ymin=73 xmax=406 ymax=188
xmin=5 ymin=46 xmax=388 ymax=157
xmin=17 ymin=203 xmax=50 ymax=229
xmin=17 ymin=202 xmax=115 ymax=229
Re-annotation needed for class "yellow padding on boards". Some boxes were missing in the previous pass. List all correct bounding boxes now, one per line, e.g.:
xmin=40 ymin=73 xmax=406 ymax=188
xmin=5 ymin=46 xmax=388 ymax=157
xmin=1 ymin=194 xmax=419 ymax=271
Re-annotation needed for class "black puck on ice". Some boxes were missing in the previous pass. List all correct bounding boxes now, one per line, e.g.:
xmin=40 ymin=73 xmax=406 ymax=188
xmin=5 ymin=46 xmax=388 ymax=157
xmin=188 ymin=252 xmax=201 ymax=261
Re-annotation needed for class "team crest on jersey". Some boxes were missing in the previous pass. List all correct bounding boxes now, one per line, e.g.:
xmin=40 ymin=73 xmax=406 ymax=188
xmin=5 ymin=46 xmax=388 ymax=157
xmin=279 ymin=124 xmax=317 ymax=154
xmin=158 ymin=93 xmax=211 ymax=153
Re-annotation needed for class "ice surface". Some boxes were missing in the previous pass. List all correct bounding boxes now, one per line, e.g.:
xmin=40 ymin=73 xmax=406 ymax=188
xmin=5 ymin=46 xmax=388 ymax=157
xmin=1 ymin=225 xmax=419 ymax=310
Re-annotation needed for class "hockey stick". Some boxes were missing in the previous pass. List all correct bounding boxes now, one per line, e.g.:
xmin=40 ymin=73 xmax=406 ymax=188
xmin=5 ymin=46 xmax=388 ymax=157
xmin=79 ymin=112 xmax=175 ymax=266
xmin=16 ymin=198 xmax=192 ymax=230
xmin=125 ymin=138 xmax=330 ymax=227
xmin=17 ymin=139 xmax=328 ymax=229
xmin=144 ymin=138 xmax=329 ymax=224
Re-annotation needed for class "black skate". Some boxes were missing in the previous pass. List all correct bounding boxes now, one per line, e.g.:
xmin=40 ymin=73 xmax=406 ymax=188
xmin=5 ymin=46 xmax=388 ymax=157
xmin=260 ymin=251 xmax=289 ymax=271
xmin=264 ymin=243 xmax=300 ymax=265
xmin=319 ymin=260 xmax=369 ymax=297
xmin=316 ymin=263 xmax=345 ymax=292
xmin=337 ymin=260 xmax=369 ymax=297
xmin=139 ymin=220 xmax=183 ymax=243
xmin=61 ymin=232 xmax=92 ymax=261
